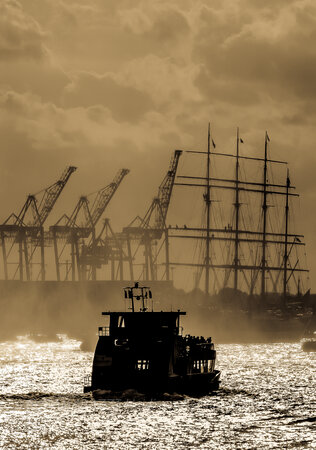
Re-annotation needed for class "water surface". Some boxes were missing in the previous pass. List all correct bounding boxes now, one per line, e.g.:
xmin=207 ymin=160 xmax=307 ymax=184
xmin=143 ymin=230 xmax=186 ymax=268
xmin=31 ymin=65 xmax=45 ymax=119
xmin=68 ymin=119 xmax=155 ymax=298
xmin=0 ymin=337 xmax=315 ymax=449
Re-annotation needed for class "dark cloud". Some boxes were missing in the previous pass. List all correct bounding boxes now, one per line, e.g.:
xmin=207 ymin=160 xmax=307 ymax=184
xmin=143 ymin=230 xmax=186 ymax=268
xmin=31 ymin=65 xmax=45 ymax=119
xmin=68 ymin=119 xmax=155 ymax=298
xmin=193 ymin=1 xmax=316 ymax=106
xmin=1 ymin=0 xmax=316 ymax=288
xmin=121 ymin=6 xmax=190 ymax=41
xmin=0 ymin=0 xmax=46 ymax=61
xmin=0 ymin=89 xmax=181 ymax=227
xmin=0 ymin=1 xmax=69 ymax=102
xmin=63 ymin=72 xmax=155 ymax=122
xmin=0 ymin=60 xmax=69 ymax=102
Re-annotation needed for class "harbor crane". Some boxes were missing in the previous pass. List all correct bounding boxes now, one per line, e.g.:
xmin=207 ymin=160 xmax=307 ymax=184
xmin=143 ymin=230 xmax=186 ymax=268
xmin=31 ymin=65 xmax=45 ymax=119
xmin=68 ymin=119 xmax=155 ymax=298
xmin=0 ymin=166 xmax=77 ymax=281
xmin=50 ymin=169 xmax=129 ymax=281
xmin=80 ymin=217 xmax=134 ymax=282
xmin=123 ymin=150 xmax=182 ymax=281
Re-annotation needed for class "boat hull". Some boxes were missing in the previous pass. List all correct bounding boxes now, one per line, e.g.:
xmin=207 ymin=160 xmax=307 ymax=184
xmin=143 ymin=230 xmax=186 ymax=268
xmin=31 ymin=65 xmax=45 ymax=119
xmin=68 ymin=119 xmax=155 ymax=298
xmin=167 ymin=370 xmax=221 ymax=394
xmin=84 ymin=370 xmax=221 ymax=396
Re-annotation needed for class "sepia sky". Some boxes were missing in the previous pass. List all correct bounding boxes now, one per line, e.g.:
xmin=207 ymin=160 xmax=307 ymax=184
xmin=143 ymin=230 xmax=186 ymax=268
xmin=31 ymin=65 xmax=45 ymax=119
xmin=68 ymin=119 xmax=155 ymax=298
xmin=1 ymin=0 xmax=316 ymax=290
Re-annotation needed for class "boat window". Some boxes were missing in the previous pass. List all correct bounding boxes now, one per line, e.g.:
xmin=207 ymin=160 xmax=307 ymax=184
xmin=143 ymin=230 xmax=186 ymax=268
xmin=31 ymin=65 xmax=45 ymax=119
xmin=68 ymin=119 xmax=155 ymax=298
xmin=118 ymin=316 xmax=125 ymax=328
xmin=98 ymin=326 xmax=110 ymax=336
xmin=193 ymin=360 xmax=212 ymax=373
xmin=136 ymin=360 xmax=149 ymax=370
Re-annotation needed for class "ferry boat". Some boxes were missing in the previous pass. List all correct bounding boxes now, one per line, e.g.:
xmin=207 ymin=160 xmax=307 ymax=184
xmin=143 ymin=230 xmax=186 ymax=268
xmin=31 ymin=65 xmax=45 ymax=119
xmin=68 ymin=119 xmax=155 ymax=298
xmin=84 ymin=282 xmax=220 ymax=396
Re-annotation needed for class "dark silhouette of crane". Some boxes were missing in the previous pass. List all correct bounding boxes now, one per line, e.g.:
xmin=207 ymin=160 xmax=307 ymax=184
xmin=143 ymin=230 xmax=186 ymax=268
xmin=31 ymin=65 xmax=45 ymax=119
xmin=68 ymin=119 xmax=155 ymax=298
xmin=80 ymin=217 xmax=134 ymax=282
xmin=50 ymin=168 xmax=129 ymax=281
xmin=123 ymin=150 xmax=182 ymax=281
xmin=0 ymin=166 xmax=77 ymax=281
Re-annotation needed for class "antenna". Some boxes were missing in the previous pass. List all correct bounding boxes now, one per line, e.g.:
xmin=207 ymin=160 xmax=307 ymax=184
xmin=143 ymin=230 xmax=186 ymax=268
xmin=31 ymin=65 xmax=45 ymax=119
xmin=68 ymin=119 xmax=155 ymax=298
xmin=123 ymin=282 xmax=152 ymax=312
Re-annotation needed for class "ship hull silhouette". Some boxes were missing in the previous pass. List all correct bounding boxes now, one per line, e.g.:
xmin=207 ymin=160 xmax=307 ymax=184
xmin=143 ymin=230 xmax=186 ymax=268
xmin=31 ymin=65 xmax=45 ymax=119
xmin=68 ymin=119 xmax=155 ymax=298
xmin=84 ymin=283 xmax=220 ymax=396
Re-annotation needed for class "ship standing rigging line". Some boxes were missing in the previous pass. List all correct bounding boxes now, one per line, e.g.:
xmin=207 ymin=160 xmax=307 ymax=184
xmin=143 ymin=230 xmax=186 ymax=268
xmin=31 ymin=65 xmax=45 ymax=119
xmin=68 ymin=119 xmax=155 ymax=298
xmin=234 ymin=127 xmax=240 ymax=291
xmin=205 ymin=123 xmax=211 ymax=295
xmin=261 ymin=132 xmax=269 ymax=296
xmin=169 ymin=127 xmax=308 ymax=297
xmin=283 ymin=170 xmax=290 ymax=297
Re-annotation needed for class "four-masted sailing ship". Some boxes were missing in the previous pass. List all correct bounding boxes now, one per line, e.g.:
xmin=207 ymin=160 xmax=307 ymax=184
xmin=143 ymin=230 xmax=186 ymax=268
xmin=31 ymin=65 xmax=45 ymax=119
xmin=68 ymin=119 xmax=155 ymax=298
xmin=166 ymin=125 xmax=310 ymax=322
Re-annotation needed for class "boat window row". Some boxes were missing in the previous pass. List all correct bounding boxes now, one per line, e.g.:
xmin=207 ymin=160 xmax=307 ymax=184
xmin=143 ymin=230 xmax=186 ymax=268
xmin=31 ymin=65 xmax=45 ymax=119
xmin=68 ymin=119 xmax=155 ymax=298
xmin=192 ymin=359 xmax=215 ymax=373
xmin=136 ymin=359 xmax=150 ymax=370
xmin=98 ymin=326 xmax=110 ymax=336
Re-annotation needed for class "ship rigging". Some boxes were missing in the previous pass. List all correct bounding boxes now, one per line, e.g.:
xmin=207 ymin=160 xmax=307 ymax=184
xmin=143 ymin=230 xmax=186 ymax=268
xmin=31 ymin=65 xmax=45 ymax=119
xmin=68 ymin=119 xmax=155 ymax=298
xmin=168 ymin=125 xmax=309 ymax=298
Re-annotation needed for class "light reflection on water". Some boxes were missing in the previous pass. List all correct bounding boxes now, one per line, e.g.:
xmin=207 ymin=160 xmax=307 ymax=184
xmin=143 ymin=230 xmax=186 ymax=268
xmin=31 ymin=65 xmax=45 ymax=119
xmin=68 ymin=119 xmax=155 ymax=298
xmin=0 ymin=337 xmax=315 ymax=449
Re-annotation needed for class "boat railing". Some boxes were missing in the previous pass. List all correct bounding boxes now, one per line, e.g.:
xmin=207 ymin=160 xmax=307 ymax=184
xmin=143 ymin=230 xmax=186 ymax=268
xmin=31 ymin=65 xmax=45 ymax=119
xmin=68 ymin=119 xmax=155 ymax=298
xmin=98 ymin=326 xmax=110 ymax=336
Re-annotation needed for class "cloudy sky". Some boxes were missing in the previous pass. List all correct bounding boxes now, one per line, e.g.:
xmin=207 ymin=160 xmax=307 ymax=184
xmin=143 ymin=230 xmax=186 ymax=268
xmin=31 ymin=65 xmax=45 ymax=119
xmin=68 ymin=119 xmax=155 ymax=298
xmin=1 ymin=0 xmax=316 ymax=289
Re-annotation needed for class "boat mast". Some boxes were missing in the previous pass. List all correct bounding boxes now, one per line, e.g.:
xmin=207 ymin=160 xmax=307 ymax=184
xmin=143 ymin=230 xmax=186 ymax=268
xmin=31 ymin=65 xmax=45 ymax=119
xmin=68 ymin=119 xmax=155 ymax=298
xmin=205 ymin=123 xmax=211 ymax=295
xmin=234 ymin=127 xmax=240 ymax=290
xmin=261 ymin=132 xmax=269 ymax=295
xmin=283 ymin=169 xmax=290 ymax=297
xmin=170 ymin=130 xmax=307 ymax=295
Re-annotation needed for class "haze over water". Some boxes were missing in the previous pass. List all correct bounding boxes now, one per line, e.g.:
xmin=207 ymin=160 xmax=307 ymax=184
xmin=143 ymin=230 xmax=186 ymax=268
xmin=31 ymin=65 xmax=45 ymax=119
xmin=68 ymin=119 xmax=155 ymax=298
xmin=0 ymin=336 xmax=315 ymax=449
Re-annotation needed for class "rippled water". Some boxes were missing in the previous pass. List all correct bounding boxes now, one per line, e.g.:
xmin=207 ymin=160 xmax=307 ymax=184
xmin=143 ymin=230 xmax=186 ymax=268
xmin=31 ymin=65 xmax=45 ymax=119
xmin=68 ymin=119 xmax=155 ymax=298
xmin=0 ymin=337 xmax=315 ymax=449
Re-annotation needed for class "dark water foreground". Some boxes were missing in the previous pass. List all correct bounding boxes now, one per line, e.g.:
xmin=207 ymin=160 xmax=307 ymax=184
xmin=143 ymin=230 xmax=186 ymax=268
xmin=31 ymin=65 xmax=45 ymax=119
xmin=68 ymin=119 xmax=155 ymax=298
xmin=0 ymin=337 xmax=315 ymax=449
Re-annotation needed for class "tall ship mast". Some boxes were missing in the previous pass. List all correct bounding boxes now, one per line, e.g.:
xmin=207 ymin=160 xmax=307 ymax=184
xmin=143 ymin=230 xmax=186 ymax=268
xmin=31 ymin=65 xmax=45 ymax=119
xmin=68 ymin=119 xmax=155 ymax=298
xmin=167 ymin=126 xmax=309 ymax=301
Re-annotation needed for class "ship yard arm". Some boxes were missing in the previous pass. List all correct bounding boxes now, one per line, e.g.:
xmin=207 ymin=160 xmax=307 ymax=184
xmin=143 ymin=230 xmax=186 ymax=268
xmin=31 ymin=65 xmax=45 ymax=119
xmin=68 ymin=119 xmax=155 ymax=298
xmin=173 ymin=130 xmax=307 ymax=296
